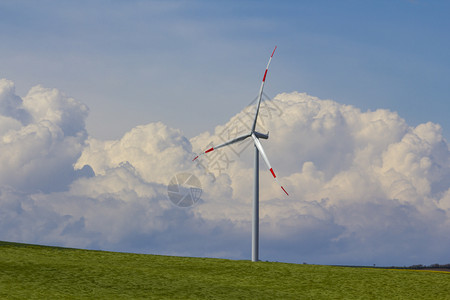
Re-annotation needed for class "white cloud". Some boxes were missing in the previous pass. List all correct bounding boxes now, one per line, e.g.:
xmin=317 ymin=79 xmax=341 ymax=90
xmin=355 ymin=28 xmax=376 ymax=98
xmin=1 ymin=80 xmax=449 ymax=266
xmin=186 ymin=91 xmax=450 ymax=264
xmin=22 ymin=84 xmax=88 ymax=137
xmin=75 ymin=122 xmax=193 ymax=185
xmin=0 ymin=79 xmax=88 ymax=193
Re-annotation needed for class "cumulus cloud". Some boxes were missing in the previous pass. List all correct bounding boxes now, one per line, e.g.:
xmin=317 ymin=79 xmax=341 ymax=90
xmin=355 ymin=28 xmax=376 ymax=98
xmin=0 ymin=79 xmax=89 ymax=192
xmin=1 ymin=79 xmax=450 ymax=266
xmin=75 ymin=122 xmax=193 ymax=185
xmin=187 ymin=92 xmax=450 ymax=264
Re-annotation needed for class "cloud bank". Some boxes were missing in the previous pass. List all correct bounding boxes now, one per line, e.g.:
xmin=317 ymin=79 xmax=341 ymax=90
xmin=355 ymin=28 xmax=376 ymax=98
xmin=1 ymin=78 xmax=449 ymax=266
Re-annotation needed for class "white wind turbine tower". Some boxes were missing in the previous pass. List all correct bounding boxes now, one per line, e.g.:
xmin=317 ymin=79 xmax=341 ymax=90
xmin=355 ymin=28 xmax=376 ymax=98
xmin=193 ymin=46 xmax=288 ymax=262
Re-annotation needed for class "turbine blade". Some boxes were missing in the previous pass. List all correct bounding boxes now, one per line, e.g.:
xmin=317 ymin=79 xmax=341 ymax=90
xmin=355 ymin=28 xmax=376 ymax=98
xmin=251 ymin=46 xmax=277 ymax=133
xmin=251 ymin=133 xmax=289 ymax=195
xmin=193 ymin=133 xmax=251 ymax=161
xmin=215 ymin=133 xmax=252 ymax=149
xmin=251 ymin=134 xmax=272 ymax=170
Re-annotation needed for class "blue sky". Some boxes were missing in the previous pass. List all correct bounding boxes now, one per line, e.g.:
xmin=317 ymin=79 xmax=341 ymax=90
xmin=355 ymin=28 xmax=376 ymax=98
xmin=1 ymin=0 xmax=449 ymax=140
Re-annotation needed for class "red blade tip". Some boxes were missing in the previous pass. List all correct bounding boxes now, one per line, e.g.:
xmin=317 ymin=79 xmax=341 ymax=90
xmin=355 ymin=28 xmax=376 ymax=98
xmin=271 ymin=46 xmax=277 ymax=57
xmin=192 ymin=155 xmax=199 ymax=161
xmin=270 ymin=168 xmax=276 ymax=178
xmin=262 ymin=69 xmax=268 ymax=82
xmin=281 ymin=186 xmax=289 ymax=196
xmin=205 ymin=147 xmax=214 ymax=153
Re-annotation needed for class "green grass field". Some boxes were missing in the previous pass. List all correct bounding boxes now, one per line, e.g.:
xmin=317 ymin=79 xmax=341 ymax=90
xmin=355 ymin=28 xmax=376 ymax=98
xmin=0 ymin=241 xmax=449 ymax=299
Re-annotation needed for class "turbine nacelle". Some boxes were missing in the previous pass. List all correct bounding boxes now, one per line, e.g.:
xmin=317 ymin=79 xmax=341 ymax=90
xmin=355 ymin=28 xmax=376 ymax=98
xmin=253 ymin=131 xmax=269 ymax=140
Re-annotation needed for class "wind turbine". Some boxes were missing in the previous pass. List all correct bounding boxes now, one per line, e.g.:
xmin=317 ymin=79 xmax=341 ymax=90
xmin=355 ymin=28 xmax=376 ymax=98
xmin=193 ymin=46 xmax=288 ymax=262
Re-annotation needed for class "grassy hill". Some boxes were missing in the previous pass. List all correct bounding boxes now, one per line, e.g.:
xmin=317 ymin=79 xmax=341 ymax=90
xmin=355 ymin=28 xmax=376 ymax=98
xmin=0 ymin=241 xmax=449 ymax=299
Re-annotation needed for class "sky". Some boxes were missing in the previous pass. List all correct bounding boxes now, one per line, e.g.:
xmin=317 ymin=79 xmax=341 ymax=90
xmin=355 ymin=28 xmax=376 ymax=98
xmin=1 ymin=0 xmax=449 ymax=140
xmin=1 ymin=0 xmax=450 ymax=266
